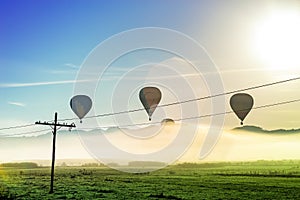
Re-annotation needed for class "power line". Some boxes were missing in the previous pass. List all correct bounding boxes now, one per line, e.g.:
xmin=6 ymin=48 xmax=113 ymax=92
xmin=172 ymin=98 xmax=300 ymax=123
xmin=0 ymin=124 xmax=35 ymax=131
xmin=0 ymin=76 xmax=299 ymax=130
xmin=0 ymin=129 xmax=50 ymax=137
xmin=2 ymin=97 xmax=300 ymax=135
xmin=253 ymin=98 xmax=300 ymax=110
xmin=72 ymin=97 xmax=300 ymax=130
xmin=59 ymin=76 xmax=300 ymax=122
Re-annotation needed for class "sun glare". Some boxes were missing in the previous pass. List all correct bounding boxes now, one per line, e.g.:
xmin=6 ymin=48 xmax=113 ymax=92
xmin=254 ymin=10 xmax=300 ymax=70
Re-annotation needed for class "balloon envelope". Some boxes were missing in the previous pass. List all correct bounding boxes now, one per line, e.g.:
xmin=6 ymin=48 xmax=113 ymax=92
xmin=139 ymin=87 xmax=162 ymax=121
xmin=230 ymin=93 xmax=254 ymax=125
xmin=161 ymin=118 xmax=175 ymax=125
xmin=70 ymin=95 xmax=92 ymax=122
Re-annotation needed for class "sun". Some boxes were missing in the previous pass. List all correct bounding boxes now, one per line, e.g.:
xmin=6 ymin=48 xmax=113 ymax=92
xmin=253 ymin=10 xmax=300 ymax=70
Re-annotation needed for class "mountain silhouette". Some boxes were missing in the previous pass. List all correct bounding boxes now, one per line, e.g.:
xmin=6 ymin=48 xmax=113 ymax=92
xmin=232 ymin=125 xmax=300 ymax=134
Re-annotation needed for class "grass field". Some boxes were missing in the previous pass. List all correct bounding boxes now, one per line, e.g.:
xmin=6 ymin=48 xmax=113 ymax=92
xmin=1 ymin=160 xmax=300 ymax=199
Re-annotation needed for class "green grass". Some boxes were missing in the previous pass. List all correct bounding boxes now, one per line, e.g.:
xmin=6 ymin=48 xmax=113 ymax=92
xmin=1 ymin=160 xmax=300 ymax=199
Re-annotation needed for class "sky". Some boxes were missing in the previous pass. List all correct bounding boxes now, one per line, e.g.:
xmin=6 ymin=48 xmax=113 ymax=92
xmin=1 ymin=1 xmax=300 ymax=163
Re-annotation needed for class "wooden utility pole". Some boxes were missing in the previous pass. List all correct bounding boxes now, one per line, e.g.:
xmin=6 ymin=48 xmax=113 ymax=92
xmin=35 ymin=112 xmax=76 ymax=194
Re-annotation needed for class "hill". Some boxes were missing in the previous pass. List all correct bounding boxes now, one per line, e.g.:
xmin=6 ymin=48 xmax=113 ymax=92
xmin=232 ymin=125 xmax=300 ymax=134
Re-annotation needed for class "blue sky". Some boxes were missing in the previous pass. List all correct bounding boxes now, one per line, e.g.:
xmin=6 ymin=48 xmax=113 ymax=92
xmin=1 ymin=0 xmax=300 ymax=133
xmin=0 ymin=0 xmax=213 ymax=124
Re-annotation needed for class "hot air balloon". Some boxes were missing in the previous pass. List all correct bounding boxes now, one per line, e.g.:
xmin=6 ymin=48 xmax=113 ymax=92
xmin=70 ymin=95 xmax=92 ymax=123
xmin=139 ymin=87 xmax=162 ymax=121
xmin=161 ymin=118 xmax=175 ymax=125
xmin=230 ymin=93 xmax=254 ymax=125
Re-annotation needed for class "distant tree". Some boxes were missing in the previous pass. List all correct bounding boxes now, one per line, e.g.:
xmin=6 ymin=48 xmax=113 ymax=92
xmin=0 ymin=162 xmax=38 ymax=168
xmin=107 ymin=163 xmax=119 ymax=167
xmin=128 ymin=161 xmax=165 ymax=167
xmin=81 ymin=163 xmax=101 ymax=167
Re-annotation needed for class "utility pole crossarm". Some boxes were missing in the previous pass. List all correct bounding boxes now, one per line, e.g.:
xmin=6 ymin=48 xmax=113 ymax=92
xmin=35 ymin=121 xmax=76 ymax=128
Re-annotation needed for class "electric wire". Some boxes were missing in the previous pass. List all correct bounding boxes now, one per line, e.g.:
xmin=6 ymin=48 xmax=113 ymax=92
xmin=58 ymin=76 xmax=300 ymax=122
xmin=71 ymin=97 xmax=300 ymax=130
xmin=2 ymin=97 xmax=300 ymax=136
xmin=0 ymin=129 xmax=50 ymax=137
xmin=0 ymin=76 xmax=299 ymax=134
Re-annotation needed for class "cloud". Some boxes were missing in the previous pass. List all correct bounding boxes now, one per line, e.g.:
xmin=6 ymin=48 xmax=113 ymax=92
xmin=58 ymin=57 xmax=272 ymax=82
xmin=47 ymin=70 xmax=77 ymax=75
xmin=46 ymin=63 xmax=80 ymax=74
xmin=96 ymin=57 xmax=271 ymax=82
xmin=0 ymin=79 xmax=95 ymax=88
xmin=97 ymin=73 xmax=202 ymax=81
xmin=64 ymin=63 xmax=79 ymax=69
xmin=8 ymin=101 xmax=26 ymax=107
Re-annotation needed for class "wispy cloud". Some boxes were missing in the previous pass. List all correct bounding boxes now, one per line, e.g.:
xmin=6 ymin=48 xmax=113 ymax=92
xmin=46 ymin=63 xmax=80 ymax=74
xmin=8 ymin=101 xmax=26 ymax=107
xmin=0 ymin=79 xmax=95 ymax=88
xmin=64 ymin=63 xmax=79 ymax=69
xmin=47 ymin=70 xmax=77 ymax=75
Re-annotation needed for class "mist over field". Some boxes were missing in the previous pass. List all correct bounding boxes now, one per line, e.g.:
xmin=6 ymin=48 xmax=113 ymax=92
xmin=1 ymin=123 xmax=299 ymax=165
